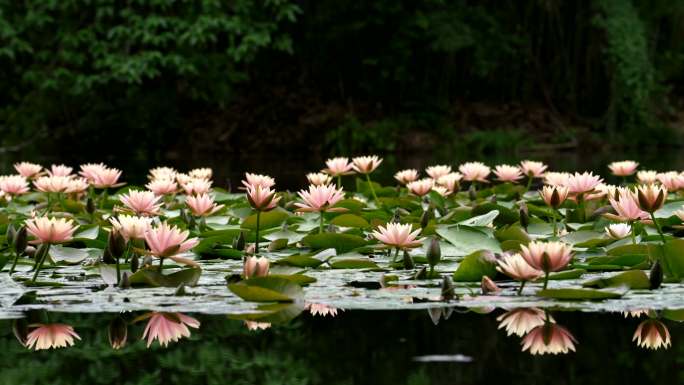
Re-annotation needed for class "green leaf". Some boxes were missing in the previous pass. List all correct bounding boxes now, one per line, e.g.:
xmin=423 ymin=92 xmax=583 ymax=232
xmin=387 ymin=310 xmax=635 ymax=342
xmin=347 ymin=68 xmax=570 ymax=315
xmin=495 ymin=225 xmax=531 ymax=243
xmin=329 ymin=258 xmax=379 ymax=269
xmin=330 ymin=214 xmax=370 ymax=228
xmin=228 ymin=276 xmax=304 ymax=302
xmin=129 ymin=267 xmax=202 ymax=287
xmin=302 ymin=233 xmax=368 ymax=253
xmin=547 ymin=269 xmax=586 ymax=280
xmin=241 ymin=208 xmax=290 ymax=230
xmin=50 ymin=246 xmax=96 ymax=264
xmin=561 ymin=230 xmax=610 ymax=247
xmin=74 ymin=226 xmax=100 ymax=240
xmin=436 ymin=226 xmax=502 ymax=256
xmin=536 ymin=287 xmax=625 ymax=300
xmin=452 ymin=250 xmax=497 ymax=282
xmin=276 ymin=255 xmax=323 ymax=268
xmin=459 ymin=210 xmax=499 ymax=227
xmin=582 ymin=270 xmax=650 ymax=289
xmin=649 ymin=239 xmax=684 ymax=280
xmin=471 ymin=203 xmax=518 ymax=225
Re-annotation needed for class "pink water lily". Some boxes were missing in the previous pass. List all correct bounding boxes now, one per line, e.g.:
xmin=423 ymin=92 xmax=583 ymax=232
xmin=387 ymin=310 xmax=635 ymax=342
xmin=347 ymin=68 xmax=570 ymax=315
xmin=608 ymin=160 xmax=638 ymax=176
xmin=110 ymin=215 xmax=153 ymax=241
xmin=148 ymin=166 xmax=177 ymax=181
xmin=66 ymin=178 xmax=89 ymax=195
xmin=394 ymin=169 xmax=419 ymax=185
xmin=14 ymin=162 xmax=43 ymax=179
xmin=306 ymin=172 xmax=332 ymax=186
xmin=244 ymin=256 xmax=270 ymax=278
xmin=181 ymin=178 xmax=212 ymax=195
xmin=636 ymin=184 xmax=667 ymax=212
xmin=425 ymin=165 xmax=452 ymax=179
xmin=146 ymin=178 xmax=178 ymax=195
xmin=33 ymin=175 xmax=72 ymax=193
xmin=605 ymin=223 xmax=631 ymax=239
xmin=242 ymin=173 xmax=275 ymax=189
xmin=144 ymin=222 xmax=199 ymax=264
xmin=188 ymin=167 xmax=212 ymax=180
xmin=520 ymin=241 xmax=573 ymax=273
xmin=295 ymin=184 xmax=345 ymax=212
xmin=522 ymin=323 xmax=577 ymax=355
xmin=437 ymin=172 xmax=463 ymax=192
xmin=607 ymin=189 xmax=649 ymax=221
xmin=565 ymin=171 xmax=603 ymax=194
xmin=85 ymin=165 xmax=123 ymax=188
xmin=539 ymin=185 xmax=569 ymax=208
xmin=496 ymin=253 xmax=543 ymax=282
xmin=458 ymin=162 xmax=490 ymax=182
xmin=520 ymin=160 xmax=547 ymax=178
xmin=47 ymin=164 xmax=72 ymax=177
xmin=142 ymin=312 xmax=200 ymax=348
xmin=406 ymin=178 xmax=434 ymax=196
xmin=26 ymin=216 xmax=78 ymax=244
xmin=120 ymin=190 xmax=162 ymax=216
xmin=372 ymin=222 xmax=422 ymax=249
xmin=0 ymin=175 xmax=30 ymax=197
xmin=324 ymin=157 xmax=355 ymax=176
xmin=25 ymin=324 xmax=80 ymax=350
xmin=543 ymin=172 xmax=571 ymax=186
xmin=306 ymin=303 xmax=341 ymax=317
xmin=246 ymin=184 xmax=280 ymax=211
xmin=494 ymin=164 xmax=523 ymax=183
xmin=352 ymin=155 xmax=383 ymax=174
xmin=637 ymin=170 xmax=658 ymax=184
xmin=186 ymin=193 xmax=224 ymax=216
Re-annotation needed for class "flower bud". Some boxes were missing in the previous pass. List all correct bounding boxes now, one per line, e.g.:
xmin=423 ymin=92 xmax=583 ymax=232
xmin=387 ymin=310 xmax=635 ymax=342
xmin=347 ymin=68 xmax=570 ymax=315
xmin=481 ymin=276 xmax=500 ymax=295
xmin=86 ymin=197 xmax=95 ymax=214
xmin=420 ymin=209 xmax=430 ymax=229
xmin=402 ymin=250 xmax=414 ymax=269
xmin=650 ymin=260 xmax=663 ymax=290
xmin=14 ymin=226 xmax=28 ymax=255
xmin=5 ymin=223 xmax=16 ymax=247
xmin=519 ymin=202 xmax=529 ymax=230
xmin=468 ymin=184 xmax=477 ymax=201
xmin=118 ymin=272 xmax=130 ymax=289
xmin=130 ymin=254 xmax=139 ymax=273
xmin=107 ymin=229 xmax=126 ymax=257
xmin=426 ymin=237 xmax=441 ymax=267
xmin=102 ymin=247 xmax=116 ymax=264
xmin=441 ymin=276 xmax=455 ymax=301
xmin=414 ymin=266 xmax=427 ymax=280
xmin=108 ymin=317 xmax=128 ymax=350
xmin=233 ymin=231 xmax=246 ymax=251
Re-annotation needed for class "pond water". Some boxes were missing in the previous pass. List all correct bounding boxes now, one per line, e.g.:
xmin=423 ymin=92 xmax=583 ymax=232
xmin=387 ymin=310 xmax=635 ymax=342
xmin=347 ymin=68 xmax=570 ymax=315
xmin=2 ymin=147 xmax=684 ymax=384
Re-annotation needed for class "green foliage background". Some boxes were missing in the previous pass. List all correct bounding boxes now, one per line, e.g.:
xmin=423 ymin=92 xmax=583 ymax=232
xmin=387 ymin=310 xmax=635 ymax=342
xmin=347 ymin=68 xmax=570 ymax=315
xmin=0 ymin=0 xmax=683 ymax=159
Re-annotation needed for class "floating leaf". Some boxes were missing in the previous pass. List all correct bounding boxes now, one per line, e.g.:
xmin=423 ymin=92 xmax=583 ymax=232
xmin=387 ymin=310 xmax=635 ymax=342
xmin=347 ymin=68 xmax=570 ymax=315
xmin=50 ymin=246 xmax=95 ymax=264
xmin=302 ymin=233 xmax=368 ymax=253
xmin=582 ymin=270 xmax=650 ymax=289
xmin=329 ymin=258 xmax=379 ymax=269
xmin=536 ymin=287 xmax=625 ymax=300
xmin=241 ymin=209 xmax=290 ymax=230
xmin=547 ymin=269 xmax=586 ymax=280
xmin=276 ymin=255 xmax=323 ymax=268
xmin=129 ymin=267 xmax=202 ymax=287
xmin=459 ymin=210 xmax=499 ymax=227
xmin=452 ymin=250 xmax=497 ymax=282
xmin=436 ymin=226 xmax=502 ymax=256
xmin=330 ymin=214 xmax=370 ymax=228
xmin=228 ymin=276 xmax=304 ymax=302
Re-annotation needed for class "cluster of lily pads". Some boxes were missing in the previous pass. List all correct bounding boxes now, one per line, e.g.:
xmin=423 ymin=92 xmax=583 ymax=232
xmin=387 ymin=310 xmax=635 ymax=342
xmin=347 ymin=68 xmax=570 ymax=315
xmin=0 ymin=158 xmax=682 ymax=353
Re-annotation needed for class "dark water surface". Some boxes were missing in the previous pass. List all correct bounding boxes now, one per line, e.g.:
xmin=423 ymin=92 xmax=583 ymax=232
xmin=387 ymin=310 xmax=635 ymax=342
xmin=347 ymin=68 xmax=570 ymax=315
xmin=0 ymin=310 xmax=680 ymax=385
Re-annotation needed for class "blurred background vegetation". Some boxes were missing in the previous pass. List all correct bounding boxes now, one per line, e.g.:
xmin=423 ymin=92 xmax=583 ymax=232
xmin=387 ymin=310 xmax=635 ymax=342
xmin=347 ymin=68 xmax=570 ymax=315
xmin=1 ymin=0 xmax=683 ymax=167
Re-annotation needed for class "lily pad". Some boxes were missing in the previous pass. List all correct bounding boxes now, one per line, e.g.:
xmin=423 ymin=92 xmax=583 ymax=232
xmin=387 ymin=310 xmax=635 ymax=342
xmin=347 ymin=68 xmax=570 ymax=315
xmin=228 ymin=276 xmax=304 ymax=302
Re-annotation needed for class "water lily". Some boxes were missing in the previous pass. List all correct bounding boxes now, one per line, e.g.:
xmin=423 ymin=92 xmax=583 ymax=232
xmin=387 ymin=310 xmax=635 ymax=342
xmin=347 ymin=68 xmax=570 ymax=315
xmin=458 ymin=161 xmax=490 ymax=183
xmin=539 ymin=185 xmax=569 ymax=235
xmin=372 ymin=223 xmax=422 ymax=263
xmin=406 ymin=178 xmax=434 ymax=197
xmin=493 ymin=164 xmax=523 ymax=183
xmin=307 ymin=303 xmax=340 ymax=317
xmin=636 ymin=184 xmax=667 ymax=213
xmin=565 ymin=171 xmax=603 ymax=195
xmin=425 ymin=165 xmax=452 ymax=179
xmin=436 ymin=172 xmax=463 ymax=193
xmin=521 ymin=323 xmax=577 ymax=355
xmin=656 ymin=171 xmax=684 ymax=191
xmin=188 ymin=167 xmax=212 ymax=180
xmin=242 ymin=173 xmax=276 ymax=189
xmin=25 ymin=324 xmax=80 ymax=350
xmin=246 ymin=184 xmax=281 ymax=253
xmin=146 ymin=178 xmax=178 ymax=196
xmin=148 ymin=166 xmax=177 ymax=181
xmin=0 ymin=175 xmax=30 ymax=198
xmin=605 ymin=223 xmax=631 ymax=240
xmin=497 ymin=308 xmax=549 ymax=336
xmin=520 ymin=160 xmax=547 ymax=178
xmin=519 ymin=241 xmax=573 ymax=289
xmin=607 ymin=188 xmax=649 ymax=222
xmin=352 ymin=155 xmax=382 ymax=201
xmin=295 ymin=184 xmax=345 ymax=213
xmin=47 ymin=164 xmax=72 ymax=177
xmin=33 ymin=175 xmax=71 ymax=193
xmin=306 ymin=172 xmax=332 ymax=186
xmin=608 ymin=160 xmax=638 ymax=177
xmin=245 ymin=321 xmax=271 ymax=331
xmin=186 ymin=193 xmax=224 ymax=217
xmin=89 ymin=166 xmax=123 ymax=189
xmin=144 ymin=222 xmax=199 ymax=267
xmin=66 ymin=178 xmax=89 ymax=195
xmin=25 ymin=217 xmax=79 ymax=281
xmin=394 ymin=169 xmax=419 ymax=185
xmin=636 ymin=170 xmax=658 ymax=184
xmin=120 ymin=190 xmax=162 ymax=216
xmin=78 ymin=163 xmax=107 ymax=182
xmin=110 ymin=215 xmax=153 ymax=241
xmin=543 ymin=171 xmax=571 ymax=187
xmin=181 ymin=178 xmax=212 ymax=195
xmin=141 ymin=312 xmax=200 ymax=348
xmin=243 ymin=256 xmax=270 ymax=278
xmin=14 ymin=162 xmax=43 ymax=179
xmin=496 ymin=253 xmax=543 ymax=294
xmin=324 ymin=157 xmax=355 ymax=176
xmin=633 ymin=319 xmax=671 ymax=350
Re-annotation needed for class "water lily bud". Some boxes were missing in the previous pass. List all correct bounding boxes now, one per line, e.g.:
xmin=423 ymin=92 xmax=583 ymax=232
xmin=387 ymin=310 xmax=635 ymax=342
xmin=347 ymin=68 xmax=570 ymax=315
xmin=427 ymin=308 xmax=443 ymax=325
xmin=130 ymin=254 xmax=139 ymax=273
xmin=441 ymin=276 xmax=455 ymax=301
xmin=12 ymin=318 xmax=28 ymax=346
xmin=107 ymin=230 xmax=126 ymax=257
xmin=426 ymin=237 xmax=441 ymax=267
xmin=14 ymin=226 xmax=28 ymax=255
xmin=650 ymin=260 xmax=663 ymax=290
xmin=86 ymin=197 xmax=95 ymax=214
xmin=468 ymin=185 xmax=477 ymax=201
xmin=5 ymin=223 xmax=16 ymax=247
xmin=118 ymin=272 xmax=130 ymax=289
xmin=403 ymin=250 xmax=414 ymax=269
xmin=420 ymin=209 xmax=430 ymax=229
xmin=234 ymin=231 xmax=246 ymax=251
xmin=481 ymin=276 xmax=500 ymax=295
xmin=108 ymin=317 xmax=128 ymax=350
xmin=102 ymin=247 xmax=116 ymax=264
xmin=175 ymin=283 xmax=187 ymax=296
xmin=519 ymin=202 xmax=529 ymax=230
xmin=414 ymin=266 xmax=427 ymax=280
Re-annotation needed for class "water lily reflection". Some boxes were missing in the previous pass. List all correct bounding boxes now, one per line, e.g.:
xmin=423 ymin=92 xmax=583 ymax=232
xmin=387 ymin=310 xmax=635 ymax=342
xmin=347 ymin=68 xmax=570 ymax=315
xmin=25 ymin=323 xmax=80 ymax=350
xmin=306 ymin=303 xmax=341 ymax=317
xmin=633 ymin=319 xmax=671 ymax=350
xmin=245 ymin=321 xmax=271 ymax=331
xmin=140 ymin=312 xmax=200 ymax=348
xmin=521 ymin=323 xmax=577 ymax=355
xmin=497 ymin=308 xmax=551 ymax=337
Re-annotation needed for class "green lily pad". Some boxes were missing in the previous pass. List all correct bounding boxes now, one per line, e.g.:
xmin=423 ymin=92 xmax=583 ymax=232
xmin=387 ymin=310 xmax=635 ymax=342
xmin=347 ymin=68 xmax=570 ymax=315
xmin=452 ymin=250 xmax=497 ymax=282
xmin=129 ymin=267 xmax=202 ymax=287
xmin=228 ymin=276 xmax=304 ymax=302
xmin=536 ymin=287 xmax=626 ymax=300
xmin=302 ymin=233 xmax=368 ymax=253
xmin=582 ymin=270 xmax=650 ymax=289
xmin=436 ymin=226 xmax=502 ymax=256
